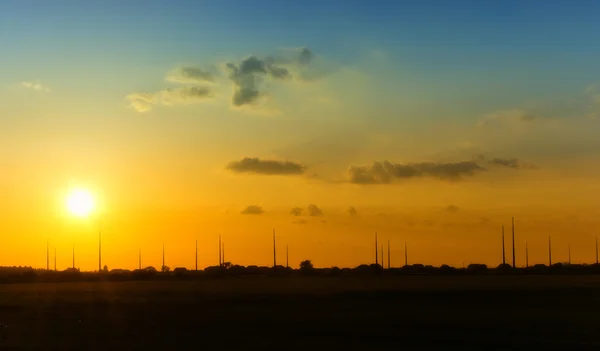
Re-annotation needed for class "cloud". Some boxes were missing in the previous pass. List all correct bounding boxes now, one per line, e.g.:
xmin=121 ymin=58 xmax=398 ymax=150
xmin=241 ymin=205 xmax=264 ymax=215
xmin=444 ymin=205 xmax=460 ymax=213
xmin=348 ymin=160 xmax=485 ymax=184
xmin=166 ymin=66 xmax=216 ymax=84
xmin=347 ymin=206 xmax=358 ymax=217
xmin=226 ymin=157 xmax=306 ymax=175
xmin=293 ymin=219 xmax=307 ymax=225
xmin=487 ymin=157 xmax=536 ymax=170
xmin=126 ymin=86 xmax=213 ymax=112
xmin=225 ymin=55 xmax=291 ymax=106
xmin=478 ymin=109 xmax=535 ymax=127
xmin=307 ymin=204 xmax=324 ymax=217
xmin=21 ymin=81 xmax=50 ymax=92
xmin=290 ymin=207 xmax=304 ymax=216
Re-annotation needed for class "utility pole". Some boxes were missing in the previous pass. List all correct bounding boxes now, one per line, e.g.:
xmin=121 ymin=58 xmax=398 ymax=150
xmin=375 ymin=232 xmax=378 ymax=266
xmin=512 ymin=217 xmax=516 ymax=268
xmin=501 ymin=225 xmax=506 ymax=265
xmin=387 ymin=240 xmax=391 ymax=269
xmin=548 ymin=236 xmax=552 ymax=266
xmin=273 ymin=229 xmax=276 ymax=268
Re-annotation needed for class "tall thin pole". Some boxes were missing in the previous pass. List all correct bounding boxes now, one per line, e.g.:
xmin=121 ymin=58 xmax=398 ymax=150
xmin=404 ymin=241 xmax=408 ymax=267
xmin=375 ymin=232 xmax=378 ymax=266
xmin=273 ymin=229 xmax=276 ymax=268
xmin=46 ymin=241 xmax=49 ymax=271
xmin=387 ymin=240 xmax=391 ymax=269
xmin=525 ymin=242 xmax=529 ymax=268
xmin=501 ymin=225 xmax=506 ymax=265
xmin=512 ymin=217 xmax=516 ymax=268
xmin=286 ymin=244 xmax=289 ymax=269
xmin=195 ymin=240 xmax=198 ymax=271
xmin=548 ymin=236 xmax=552 ymax=266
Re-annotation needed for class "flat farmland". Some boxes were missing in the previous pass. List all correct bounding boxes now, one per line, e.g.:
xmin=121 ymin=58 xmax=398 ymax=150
xmin=1 ymin=275 xmax=600 ymax=350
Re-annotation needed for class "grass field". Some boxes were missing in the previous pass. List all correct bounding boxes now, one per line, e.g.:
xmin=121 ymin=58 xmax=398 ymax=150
xmin=1 ymin=275 xmax=600 ymax=350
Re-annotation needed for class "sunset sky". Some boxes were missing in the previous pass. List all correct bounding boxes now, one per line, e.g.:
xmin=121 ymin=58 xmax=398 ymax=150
xmin=2 ymin=1 xmax=600 ymax=270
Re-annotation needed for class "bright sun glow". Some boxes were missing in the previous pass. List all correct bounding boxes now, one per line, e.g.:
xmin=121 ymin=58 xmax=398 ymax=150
xmin=66 ymin=188 xmax=95 ymax=217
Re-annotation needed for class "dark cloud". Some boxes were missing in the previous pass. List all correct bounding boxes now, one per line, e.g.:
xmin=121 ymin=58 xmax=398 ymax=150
xmin=290 ymin=207 xmax=304 ymax=216
xmin=293 ymin=219 xmax=307 ymax=225
xmin=241 ymin=205 xmax=264 ymax=215
xmin=227 ymin=157 xmax=306 ymax=175
xmin=488 ymin=157 xmax=538 ymax=170
xmin=307 ymin=204 xmax=324 ymax=217
xmin=347 ymin=206 xmax=358 ymax=217
xmin=445 ymin=205 xmax=460 ymax=213
xmin=348 ymin=160 xmax=485 ymax=184
xmin=167 ymin=66 xmax=215 ymax=84
xmin=298 ymin=48 xmax=315 ymax=65
xmin=225 ymin=55 xmax=290 ymax=106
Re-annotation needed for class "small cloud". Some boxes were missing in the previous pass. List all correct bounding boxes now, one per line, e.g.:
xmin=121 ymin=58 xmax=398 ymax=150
xmin=307 ymin=204 xmax=324 ymax=217
xmin=478 ymin=109 xmax=535 ymax=127
xmin=444 ymin=205 xmax=460 ymax=213
xmin=290 ymin=207 xmax=304 ymax=216
xmin=293 ymin=219 xmax=307 ymax=225
xmin=347 ymin=206 xmax=358 ymax=217
xmin=227 ymin=157 xmax=306 ymax=175
xmin=21 ymin=81 xmax=50 ymax=92
xmin=488 ymin=158 xmax=536 ymax=170
xmin=241 ymin=205 xmax=264 ymax=215
xmin=166 ymin=66 xmax=216 ymax=84
xmin=126 ymin=86 xmax=213 ymax=112
xmin=348 ymin=160 xmax=485 ymax=184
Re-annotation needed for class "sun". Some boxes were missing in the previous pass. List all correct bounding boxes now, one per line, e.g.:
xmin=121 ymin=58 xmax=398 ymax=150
xmin=66 ymin=188 xmax=95 ymax=218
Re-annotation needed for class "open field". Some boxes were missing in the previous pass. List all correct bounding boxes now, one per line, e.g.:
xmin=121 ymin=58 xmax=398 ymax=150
xmin=2 ymin=275 xmax=600 ymax=350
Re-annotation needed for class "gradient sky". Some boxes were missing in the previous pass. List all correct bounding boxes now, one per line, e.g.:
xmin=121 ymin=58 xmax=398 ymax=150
xmin=2 ymin=1 xmax=600 ymax=271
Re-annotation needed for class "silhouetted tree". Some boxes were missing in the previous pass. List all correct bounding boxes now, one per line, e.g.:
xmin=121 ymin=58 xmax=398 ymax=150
xmin=161 ymin=266 xmax=170 ymax=273
xmin=299 ymin=260 xmax=314 ymax=275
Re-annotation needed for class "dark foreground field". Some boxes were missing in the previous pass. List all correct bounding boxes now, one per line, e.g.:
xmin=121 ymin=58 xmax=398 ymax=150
xmin=1 ymin=275 xmax=600 ymax=350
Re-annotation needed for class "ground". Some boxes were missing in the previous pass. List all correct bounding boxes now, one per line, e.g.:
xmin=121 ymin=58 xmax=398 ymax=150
xmin=1 ymin=275 xmax=600 ymax=350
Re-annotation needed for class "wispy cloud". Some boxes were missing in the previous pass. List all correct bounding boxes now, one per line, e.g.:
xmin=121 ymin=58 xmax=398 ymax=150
xmin=348 ymin=160 xmax=486 ymax=184
xmin=227 ymin=157 xmax=306 ymax=175
xmin=477 ymin=109 xmax=534 ymax=127
xmin=241 ymin=205 xmax=264 ymax=215
xmin=290 ymin=207 xmax=304 ymax=216
xmin=126 ymin=87 xmax=212 ymax=112
xmin=307 ymin=204 xmax=324 ymax=217
xmin=21 ymin=81 xmax=51 ymax=92
xmin=347 ymin=206 xmax=358 ymax=217
xmin=166 ymin=67 xmax=216 ymax=84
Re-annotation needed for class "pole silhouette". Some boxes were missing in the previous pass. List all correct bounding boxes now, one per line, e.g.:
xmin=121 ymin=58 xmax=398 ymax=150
xmin=512 ymin=217 xmax=516 ymax=268
xmin=195 ymin=240 xmax=198 ymax=271
xmin=273 ymin=229 xmax=277 ymax=268
xmin=548 ymin=236 xmax=552 ymax=266
xmin=501 ymin=225 xmax=506 ymax=265
xmin=375 ymin=232 xmax=378 ymax=266
xmin=387 ymin=240 xmax=390 ymax=269
xmin=404 ymin=242 xmax=408 ymax=267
